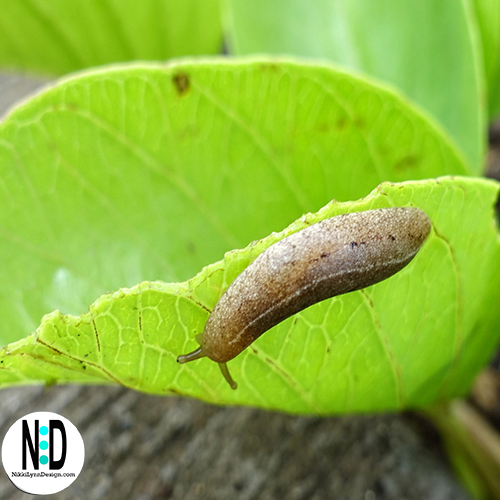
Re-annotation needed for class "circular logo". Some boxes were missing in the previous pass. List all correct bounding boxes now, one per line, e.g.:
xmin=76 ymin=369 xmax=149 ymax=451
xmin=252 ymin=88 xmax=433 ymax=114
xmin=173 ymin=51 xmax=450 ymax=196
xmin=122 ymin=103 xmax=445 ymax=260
xmin=1 ymin=411 xmax=85 ymax=495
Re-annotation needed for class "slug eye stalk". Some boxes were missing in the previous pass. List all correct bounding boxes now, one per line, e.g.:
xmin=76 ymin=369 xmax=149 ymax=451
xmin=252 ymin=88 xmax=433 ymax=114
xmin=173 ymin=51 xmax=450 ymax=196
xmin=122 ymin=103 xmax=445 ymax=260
xmin=177 ymin=346 xmax=205 ymax=364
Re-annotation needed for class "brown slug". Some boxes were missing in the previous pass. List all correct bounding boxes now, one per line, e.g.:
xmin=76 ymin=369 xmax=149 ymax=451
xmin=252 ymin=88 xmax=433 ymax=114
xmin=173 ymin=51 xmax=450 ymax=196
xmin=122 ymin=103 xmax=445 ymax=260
xmin=177 ymin=207 xmax=431 ymax=389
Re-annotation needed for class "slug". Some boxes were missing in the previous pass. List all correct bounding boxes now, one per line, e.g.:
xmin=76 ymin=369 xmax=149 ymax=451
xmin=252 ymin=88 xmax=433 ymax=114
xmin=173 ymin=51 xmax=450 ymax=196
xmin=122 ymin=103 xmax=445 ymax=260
xmin=177 ymin=207 xmax=431 ymax=389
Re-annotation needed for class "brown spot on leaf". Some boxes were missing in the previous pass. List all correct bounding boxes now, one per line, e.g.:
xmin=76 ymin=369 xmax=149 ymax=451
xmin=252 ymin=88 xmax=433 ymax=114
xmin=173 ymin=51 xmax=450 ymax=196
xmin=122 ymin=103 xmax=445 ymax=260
xmin=354 ymin=118 xmax=365 ymax=129
xmin=336 ymin=118 xmax=348 ymax=130
xmin=172 ymin=72 xmax=190 ymax=95
xmin=395 ymin=155 xmax=419 ymax=171
xmin=66 ymin=102 xmax=78 ymax=113
xmin=186 ymin=240 xmax=196 ymax=254
xmin=259 ymin=63 xmax=279 ymax=72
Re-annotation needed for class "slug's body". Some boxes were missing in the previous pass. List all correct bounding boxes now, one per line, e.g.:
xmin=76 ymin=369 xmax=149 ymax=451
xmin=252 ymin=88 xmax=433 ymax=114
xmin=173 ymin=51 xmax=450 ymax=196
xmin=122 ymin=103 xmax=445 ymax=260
xmin=178 ymin=207 xmax=431 ymax=389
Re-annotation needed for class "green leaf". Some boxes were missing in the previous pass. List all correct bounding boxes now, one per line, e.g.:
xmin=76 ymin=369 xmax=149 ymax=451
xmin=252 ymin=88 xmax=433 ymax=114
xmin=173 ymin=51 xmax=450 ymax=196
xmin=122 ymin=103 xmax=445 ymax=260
xmin=0 ymin=0 xmax=222 ymax=75
xmin=2 ymin=177 xmax=500 ymax=414
xmin=0 ymin=59 xmax=497 ymax=414
xmin=489 ymin=65 xmax=500 ymax=120
xmin=0 ymin=58 xmax=469 ymax=348
xmin=472 ymin=0 xmax=500 ymax=119
xmin=226 ymin=0 xmax=485 ymax=174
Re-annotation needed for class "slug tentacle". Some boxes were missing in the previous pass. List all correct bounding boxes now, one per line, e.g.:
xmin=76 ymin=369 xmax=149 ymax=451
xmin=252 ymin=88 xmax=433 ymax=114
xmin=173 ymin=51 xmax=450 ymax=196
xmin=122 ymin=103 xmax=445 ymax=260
xmin=218 ymin=363 xmax=237 ymax=390
xmin=177 ymin=346 xmax=205 ymax=364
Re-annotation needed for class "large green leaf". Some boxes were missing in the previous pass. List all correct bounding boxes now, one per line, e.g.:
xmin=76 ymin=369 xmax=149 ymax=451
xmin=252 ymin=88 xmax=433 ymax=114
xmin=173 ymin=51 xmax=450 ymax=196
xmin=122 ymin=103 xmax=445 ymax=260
xmin=226 ymin=0 xmax=485 ymax=174
xmin=0 ymin=59 xmax=498 ymax=414
xmin=490 ymin=66 xmax=500 ymax=120
xmin=1 ymin=178 xmax=499 ymax=414
xmin=472 ymin=0 xmax=500 ymax=119
xmin=0 ymin=0 xmax=222 ymax=75
xmin=0 ymin=58 xmax=469 ymax=348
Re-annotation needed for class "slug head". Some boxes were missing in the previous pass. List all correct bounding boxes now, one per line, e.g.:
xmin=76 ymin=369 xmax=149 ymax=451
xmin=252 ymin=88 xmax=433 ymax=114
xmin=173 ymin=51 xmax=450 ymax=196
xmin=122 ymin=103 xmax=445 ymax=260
xmin=176 ymin=333 xmax=238 ymax=390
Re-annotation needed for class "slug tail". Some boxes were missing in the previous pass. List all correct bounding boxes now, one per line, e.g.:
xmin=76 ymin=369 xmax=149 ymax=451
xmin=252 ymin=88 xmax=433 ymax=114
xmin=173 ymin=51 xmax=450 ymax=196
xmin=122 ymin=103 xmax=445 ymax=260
xmin=219 ymin=363 xmax=238 ymax=390
xmin=177 ymin=347 xmax=206 ymax=364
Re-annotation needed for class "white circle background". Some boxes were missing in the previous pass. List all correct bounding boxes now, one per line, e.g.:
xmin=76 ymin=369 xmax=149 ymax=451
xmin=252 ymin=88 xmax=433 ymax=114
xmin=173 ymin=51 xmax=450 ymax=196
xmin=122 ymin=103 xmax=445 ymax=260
xmin=2 ymin=411 xmax=85 ymax=495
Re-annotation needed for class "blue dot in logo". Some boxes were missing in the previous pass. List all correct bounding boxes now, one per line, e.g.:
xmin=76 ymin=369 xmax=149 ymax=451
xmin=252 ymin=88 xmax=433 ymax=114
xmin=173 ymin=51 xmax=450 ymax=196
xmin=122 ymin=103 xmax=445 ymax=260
xmin=39 ymin=426 xmax=49 ymax=436
xmin=39 ymin=455 xmax=48 ymax=465
xmin=40 ymin=440 xmax=48 ymax=450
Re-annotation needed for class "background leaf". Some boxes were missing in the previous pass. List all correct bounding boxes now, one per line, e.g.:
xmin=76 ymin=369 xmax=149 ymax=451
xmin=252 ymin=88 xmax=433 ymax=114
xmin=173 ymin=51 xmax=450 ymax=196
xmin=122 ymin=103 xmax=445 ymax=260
xmin=472 ymin=0 xmax=500 ymax=119
xmin=489 ymin=65 xmax=500 ymax=120
xmin=2 ymin=177 xmax=500 ymax=415
xmin=0 ymin=0 xmax=222 ymax=75
xmin=0 ymin=59 xmax=470 ymax=348
xmin=226 ymin=0 xmax=485 ymax=174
